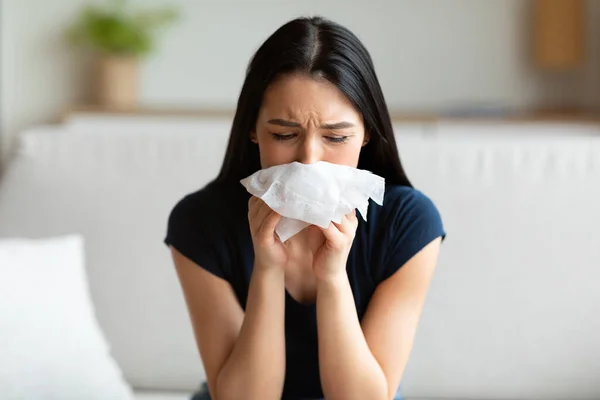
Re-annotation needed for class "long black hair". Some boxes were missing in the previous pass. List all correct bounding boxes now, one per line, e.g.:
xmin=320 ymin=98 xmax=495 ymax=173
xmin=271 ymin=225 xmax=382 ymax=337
xmin=213 ymin=16 xmax=412 ymax=187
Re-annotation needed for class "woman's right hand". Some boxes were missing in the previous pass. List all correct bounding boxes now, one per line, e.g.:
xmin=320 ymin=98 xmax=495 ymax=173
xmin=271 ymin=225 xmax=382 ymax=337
xmin=248 ymin=196 xmax=288 ymax=270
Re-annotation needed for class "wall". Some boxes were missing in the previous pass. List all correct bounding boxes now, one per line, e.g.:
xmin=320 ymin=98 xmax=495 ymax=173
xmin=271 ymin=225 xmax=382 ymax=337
xmin=0 ymin=0 xmax=96 ymax=166
xmin=1 ymin=0 xmax=6 ymax=164
xmin=1 ymin=0 xmax=600 ymax=166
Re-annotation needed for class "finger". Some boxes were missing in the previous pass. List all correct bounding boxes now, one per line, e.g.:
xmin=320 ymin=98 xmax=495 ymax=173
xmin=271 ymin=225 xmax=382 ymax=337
xmin=249 ymin=198 xmax=270 ymax=236
xmin=337 ymin=211 xmax=358 ymax=234
xmin=250 ymin=202 xmax=273 ymax=237
xmin=333 ymin=217 xmax=349 ymax=234
xmin=248 ymin=196 xmax=260 ymax=220
xmin=249 ymin=198 xmax=269 ymax=224
xmin=259 ymin=210 xmax=282 ymax=240
xmin=255 ymin=200 xmax=273 ymax=225
xmin=319 ymin=221 xmax=345 ymax=246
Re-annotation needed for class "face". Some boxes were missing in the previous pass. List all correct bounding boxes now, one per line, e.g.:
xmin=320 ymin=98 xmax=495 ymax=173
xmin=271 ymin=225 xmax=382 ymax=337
xmin=251 ymin=74 xmax=368 ymax=169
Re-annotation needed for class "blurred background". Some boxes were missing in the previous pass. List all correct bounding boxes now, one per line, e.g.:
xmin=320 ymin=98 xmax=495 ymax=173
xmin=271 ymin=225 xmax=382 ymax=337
xmin=0 ymin=1 xmax=599 ymax=400
xmin=1 ymin=0 xmax=600 ymax=163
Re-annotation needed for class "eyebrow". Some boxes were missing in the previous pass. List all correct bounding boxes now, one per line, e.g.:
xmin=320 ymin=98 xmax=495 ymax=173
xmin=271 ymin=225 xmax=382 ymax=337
xmin=267 ymin=119 xmax=355 ymax=129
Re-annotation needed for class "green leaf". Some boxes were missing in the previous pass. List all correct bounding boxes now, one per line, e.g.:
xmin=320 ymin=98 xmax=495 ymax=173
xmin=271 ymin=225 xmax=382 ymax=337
xmin=65 ymin=1 xmax=178 ymax=57
xmin=134 ymin=8 xmax=179 ymax=31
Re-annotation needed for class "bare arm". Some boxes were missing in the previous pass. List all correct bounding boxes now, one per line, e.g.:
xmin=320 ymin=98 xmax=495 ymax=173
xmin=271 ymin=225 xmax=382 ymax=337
xmin=216 ymin=264 xmax=286 ymax=400
xmin=171 ymin=249 xmax=285 ymax=400
xmin=316 ymin=271 xmax=388 ymax=400
xmin=170 ymin=198 xmax=288 ymax=400
xmin=317 ymin=235 xmax=441 ymax=400
xmin=360 ymin=238 xmax=441 ymax=398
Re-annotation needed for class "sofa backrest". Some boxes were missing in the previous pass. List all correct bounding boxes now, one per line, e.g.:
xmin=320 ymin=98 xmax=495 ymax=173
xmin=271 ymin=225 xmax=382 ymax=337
xmin=1 ymin=119 xmax=599 ymax=399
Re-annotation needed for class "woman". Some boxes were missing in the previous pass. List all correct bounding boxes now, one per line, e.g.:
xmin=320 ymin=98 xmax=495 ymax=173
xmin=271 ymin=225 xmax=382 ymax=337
xmin=165 ymin=16 xmax=445 ymax=400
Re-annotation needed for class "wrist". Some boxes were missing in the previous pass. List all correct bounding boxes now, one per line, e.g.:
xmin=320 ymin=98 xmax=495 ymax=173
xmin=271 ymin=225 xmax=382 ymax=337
xmin=254 ymin=256 xmax=286 ymax=273
xmin=249 ymin=265 xmax=286 ymax=299
xmin=316 ymin=270 xmax=348 ymax=290
xmin=253 ymin=262 xmax=285 ymax=279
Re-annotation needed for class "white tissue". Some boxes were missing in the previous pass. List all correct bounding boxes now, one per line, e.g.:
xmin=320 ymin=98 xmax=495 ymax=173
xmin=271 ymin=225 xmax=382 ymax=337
xmin=240 ymin=161 xmax=385 ymax=242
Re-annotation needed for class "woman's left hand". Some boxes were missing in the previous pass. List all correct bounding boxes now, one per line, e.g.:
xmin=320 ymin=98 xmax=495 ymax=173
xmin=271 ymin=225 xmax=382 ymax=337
xmin=309 ymin=210 xmax=359 ymax=282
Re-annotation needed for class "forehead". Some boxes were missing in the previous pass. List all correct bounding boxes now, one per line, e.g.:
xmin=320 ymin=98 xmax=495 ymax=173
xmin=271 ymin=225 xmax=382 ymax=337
xmin=260 ymin=74 xmax=361 ymax=122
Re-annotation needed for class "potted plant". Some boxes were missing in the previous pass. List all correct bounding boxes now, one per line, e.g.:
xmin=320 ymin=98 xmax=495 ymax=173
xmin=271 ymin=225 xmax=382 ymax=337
xmin=66 ymin=0 xmax=178 ymax=108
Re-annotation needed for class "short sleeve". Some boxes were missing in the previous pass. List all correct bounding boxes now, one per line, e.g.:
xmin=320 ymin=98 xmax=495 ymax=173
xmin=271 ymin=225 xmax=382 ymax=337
xmin=163 ymin=191 xmax=227 ymax=280
xmin=380 ymin=186 xmax=446 ymax=281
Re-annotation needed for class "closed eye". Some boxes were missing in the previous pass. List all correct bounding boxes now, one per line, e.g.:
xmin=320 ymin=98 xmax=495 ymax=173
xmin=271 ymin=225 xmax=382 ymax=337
xmin=326 ymin=136 xmax=350 ymax=144
xmin=271 ymin=133 xmax=297 ymax=141
xmin=270 ymin=133 xmax=350 ymax=143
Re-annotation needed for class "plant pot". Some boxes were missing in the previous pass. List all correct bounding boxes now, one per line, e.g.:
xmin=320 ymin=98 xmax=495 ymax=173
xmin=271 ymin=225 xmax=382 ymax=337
xmin=96 ymin=56 xmax=139 ymax=108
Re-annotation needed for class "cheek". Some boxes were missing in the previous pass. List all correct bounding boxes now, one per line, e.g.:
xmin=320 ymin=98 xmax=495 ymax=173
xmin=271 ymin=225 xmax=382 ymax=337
xmin=258 ymin=141 xmax=295 ymax=168
xmin=323 ymin=141 xmax=364 ymax=167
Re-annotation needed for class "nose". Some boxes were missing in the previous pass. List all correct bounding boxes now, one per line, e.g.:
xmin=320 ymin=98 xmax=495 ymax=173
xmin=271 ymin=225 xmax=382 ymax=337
xmin=296 ymin=135 xmax=322 ymax=165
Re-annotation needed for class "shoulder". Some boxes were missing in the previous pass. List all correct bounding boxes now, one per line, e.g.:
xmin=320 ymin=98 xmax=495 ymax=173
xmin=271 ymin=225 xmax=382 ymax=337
xmin=380 ymin=185 xmax=444 ymax=234
xmin=164 ymin=182 xmax=250 ymax=279
xmin=168 ymin=182 xmax=248 ymax=227
xmin=366 ymin=184 xmax=445 ymax=281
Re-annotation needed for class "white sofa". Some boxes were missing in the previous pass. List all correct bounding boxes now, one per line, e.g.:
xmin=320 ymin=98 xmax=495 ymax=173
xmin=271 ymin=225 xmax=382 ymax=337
xmin=0 ymin=116 xmax=599 ymax=400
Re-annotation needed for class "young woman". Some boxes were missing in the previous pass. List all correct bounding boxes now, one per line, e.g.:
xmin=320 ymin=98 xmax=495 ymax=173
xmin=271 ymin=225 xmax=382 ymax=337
xmin=165 ymin=16 xmax=445 ymax=400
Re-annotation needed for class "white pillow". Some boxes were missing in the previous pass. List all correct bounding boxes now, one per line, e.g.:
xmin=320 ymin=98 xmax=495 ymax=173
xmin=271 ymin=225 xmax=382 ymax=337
xmin=0 ymin=235 xmax=134 ymax=400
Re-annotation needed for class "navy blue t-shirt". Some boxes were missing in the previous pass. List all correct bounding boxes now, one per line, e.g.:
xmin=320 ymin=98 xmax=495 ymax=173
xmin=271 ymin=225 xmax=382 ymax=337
xmin=164 ymin=181 xmax=445 ymax=399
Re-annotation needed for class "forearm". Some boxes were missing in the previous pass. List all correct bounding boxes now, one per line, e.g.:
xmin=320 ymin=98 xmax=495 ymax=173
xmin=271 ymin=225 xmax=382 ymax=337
xmin=216 ymin=267 xmax=286 ymax=400
xmin=316 ymin=274 xmax=388 ymax=400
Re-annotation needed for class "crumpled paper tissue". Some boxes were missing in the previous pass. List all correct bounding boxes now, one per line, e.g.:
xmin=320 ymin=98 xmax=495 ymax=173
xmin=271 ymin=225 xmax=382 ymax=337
xmin=240 ymin=161 xmax=385 ymax=241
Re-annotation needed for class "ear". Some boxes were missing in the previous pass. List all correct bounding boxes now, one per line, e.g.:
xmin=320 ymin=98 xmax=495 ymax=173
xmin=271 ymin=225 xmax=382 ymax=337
xmin=362 ymin=130 xmax=370 ymax=147
xmin=250 ymin=130 xmax=258 ymax=144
